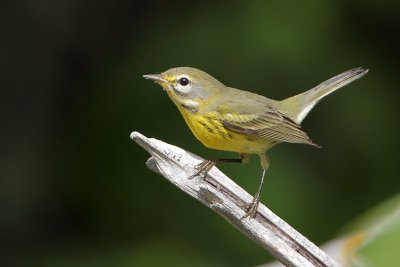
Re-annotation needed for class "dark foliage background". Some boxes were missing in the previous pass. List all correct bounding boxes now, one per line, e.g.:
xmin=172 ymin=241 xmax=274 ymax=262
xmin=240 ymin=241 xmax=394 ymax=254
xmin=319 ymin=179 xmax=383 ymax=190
xmin=1 ymin=1 xmax=399 ymax=266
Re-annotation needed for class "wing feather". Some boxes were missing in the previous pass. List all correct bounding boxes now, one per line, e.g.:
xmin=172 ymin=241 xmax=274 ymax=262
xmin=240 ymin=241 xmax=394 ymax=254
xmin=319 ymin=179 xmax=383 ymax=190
xmin=208 ymin=86 xmax=319 ymax=146
xmin=220 ymin=108 xmax=318 ymax=146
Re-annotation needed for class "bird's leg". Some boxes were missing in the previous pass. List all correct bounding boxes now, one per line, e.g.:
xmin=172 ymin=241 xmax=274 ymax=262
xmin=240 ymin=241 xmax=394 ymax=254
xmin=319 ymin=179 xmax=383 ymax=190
xmin=241 ymin=168 xmax=266 ymax=219
xmin=241 ymin=153 xmax=269 ymax=219
xmin=189 ymin=153 xmax=250 ymax=179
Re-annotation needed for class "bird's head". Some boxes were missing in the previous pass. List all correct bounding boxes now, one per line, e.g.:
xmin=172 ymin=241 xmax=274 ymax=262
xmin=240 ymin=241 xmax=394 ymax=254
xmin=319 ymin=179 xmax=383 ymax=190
xmin=143 ymin=67 xmax=224 ymax=111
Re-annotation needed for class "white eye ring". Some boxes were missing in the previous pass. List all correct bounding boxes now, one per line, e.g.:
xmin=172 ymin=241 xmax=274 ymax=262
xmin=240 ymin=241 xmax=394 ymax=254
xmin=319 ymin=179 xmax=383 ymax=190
xmin=174 ymin=75 xmax=192 ymax=94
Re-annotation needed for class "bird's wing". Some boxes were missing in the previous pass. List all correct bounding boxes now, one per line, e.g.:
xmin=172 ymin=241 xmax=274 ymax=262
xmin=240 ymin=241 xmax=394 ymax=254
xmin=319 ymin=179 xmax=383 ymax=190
xmin=217 ymin=100 xmax=318 ymax=146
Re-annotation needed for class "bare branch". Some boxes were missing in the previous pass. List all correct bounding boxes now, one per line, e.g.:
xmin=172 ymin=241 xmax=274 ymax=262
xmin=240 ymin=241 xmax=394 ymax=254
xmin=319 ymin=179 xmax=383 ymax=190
xmin=130 ymin=131 xmax=341 ymax=267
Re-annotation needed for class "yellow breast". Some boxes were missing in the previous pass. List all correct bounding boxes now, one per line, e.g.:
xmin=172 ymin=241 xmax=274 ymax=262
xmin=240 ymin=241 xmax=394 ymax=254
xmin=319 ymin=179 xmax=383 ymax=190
xmin=179 ymin=111 xmax=274 ymax=154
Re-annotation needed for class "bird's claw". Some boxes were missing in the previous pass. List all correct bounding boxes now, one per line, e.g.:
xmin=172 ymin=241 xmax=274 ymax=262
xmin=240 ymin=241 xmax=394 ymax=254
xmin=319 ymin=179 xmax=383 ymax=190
xmin=188 ymin=160 xmax=216 ymax=179
xmin=240 ymin=195 xmax=260 ymax=219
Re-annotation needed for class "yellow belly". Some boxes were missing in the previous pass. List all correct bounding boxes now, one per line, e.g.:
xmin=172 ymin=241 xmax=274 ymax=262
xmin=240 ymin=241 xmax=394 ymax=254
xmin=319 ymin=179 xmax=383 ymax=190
xmin=180 ymin=112 xmax=275 ymax=154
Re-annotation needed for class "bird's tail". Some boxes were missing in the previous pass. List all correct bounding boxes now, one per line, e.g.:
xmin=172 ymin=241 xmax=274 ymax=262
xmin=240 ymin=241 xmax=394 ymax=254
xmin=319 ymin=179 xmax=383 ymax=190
xmin=278 ymin=68 xmax=369 ymax=124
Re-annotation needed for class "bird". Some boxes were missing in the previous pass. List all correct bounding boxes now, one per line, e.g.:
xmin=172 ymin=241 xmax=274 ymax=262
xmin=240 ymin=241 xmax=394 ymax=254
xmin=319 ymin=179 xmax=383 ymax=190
xmin=143 ymin=66 xmax=368 ymax=218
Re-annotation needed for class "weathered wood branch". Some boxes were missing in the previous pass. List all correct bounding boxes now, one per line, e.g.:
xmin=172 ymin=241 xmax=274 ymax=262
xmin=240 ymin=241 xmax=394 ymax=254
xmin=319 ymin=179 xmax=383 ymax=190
xmin=130 ymin=131 xmax=341 ymax=267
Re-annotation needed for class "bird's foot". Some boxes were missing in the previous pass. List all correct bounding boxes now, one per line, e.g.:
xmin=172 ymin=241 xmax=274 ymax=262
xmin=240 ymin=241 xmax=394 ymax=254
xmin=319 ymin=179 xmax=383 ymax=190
xmin=240 ymin=195 xmax=260 ymax=219
xmin=188 ymin=159 xmax=217 ymax=179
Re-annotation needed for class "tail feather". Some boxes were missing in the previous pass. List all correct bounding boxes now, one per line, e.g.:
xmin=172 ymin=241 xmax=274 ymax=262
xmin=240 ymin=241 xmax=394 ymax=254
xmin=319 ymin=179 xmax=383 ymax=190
xmin=278 ymin=68 xmax=369 ymax=124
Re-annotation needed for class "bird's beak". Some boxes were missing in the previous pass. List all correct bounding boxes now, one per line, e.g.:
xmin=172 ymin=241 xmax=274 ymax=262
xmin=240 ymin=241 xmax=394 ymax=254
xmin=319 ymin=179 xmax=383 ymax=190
xmin=143 ymin=74 xmax=167 ymax=84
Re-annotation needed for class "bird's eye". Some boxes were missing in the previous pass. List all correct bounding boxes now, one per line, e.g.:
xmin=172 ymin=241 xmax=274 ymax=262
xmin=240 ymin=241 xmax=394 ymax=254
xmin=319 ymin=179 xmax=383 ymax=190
xmin=179 ymin=77 xmax=189 ymax=86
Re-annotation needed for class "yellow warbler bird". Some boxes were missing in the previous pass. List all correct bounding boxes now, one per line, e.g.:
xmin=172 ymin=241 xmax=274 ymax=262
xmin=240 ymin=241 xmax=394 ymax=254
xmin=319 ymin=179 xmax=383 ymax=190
xmin=143 ymin=67 xmax=368 ymax=218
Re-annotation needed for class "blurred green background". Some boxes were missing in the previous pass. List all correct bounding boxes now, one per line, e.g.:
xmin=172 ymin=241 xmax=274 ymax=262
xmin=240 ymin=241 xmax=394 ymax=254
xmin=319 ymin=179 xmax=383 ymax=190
xmin=2 ymin=0 xmax=399 ymax=266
